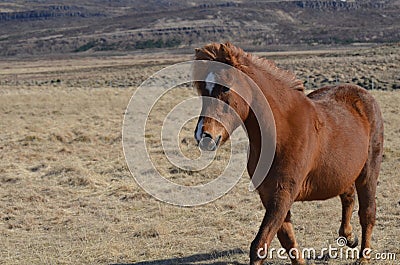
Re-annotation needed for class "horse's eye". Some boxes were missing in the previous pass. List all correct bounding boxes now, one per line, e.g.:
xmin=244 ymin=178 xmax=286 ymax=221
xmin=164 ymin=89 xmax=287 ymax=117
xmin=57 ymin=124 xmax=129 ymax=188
xmin=222 ymin=86 xmax=230 ymax=93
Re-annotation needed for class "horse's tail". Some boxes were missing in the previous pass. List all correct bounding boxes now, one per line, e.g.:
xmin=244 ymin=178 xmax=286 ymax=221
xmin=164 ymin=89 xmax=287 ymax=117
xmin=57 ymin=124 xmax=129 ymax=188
xmin=353 ymin=87 xmax=384 ymax=260
xmin=356 ymin=87 xmax=384 ymax=187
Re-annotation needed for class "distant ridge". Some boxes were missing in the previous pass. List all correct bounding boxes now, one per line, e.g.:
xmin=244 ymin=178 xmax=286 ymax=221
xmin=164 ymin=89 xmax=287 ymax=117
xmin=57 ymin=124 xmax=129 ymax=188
xmin=0 ymin=0 xmax=398 ymax=57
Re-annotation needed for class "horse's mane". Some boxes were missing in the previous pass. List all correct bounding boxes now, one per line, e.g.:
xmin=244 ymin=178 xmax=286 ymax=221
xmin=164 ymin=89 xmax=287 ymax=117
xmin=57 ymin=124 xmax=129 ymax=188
xmin=195 ymin=42 xmax=304 ymax=92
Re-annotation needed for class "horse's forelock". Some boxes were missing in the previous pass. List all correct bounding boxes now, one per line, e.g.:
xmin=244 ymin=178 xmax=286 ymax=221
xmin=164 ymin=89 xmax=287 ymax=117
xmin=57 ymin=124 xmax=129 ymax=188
xmin=195 ymin=42 xmax=240 ymax=66
xmin=195 ymin=43 xmax=220 ymax=60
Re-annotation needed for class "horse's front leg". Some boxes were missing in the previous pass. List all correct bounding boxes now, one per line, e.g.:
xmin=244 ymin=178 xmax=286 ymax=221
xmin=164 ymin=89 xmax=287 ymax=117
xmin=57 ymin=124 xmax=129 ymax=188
xmin=338 ymin=184 xmax=358 ymax=248
xmin=249 ymin=189 xmax=295 ymax=265
xmin=277 ymin=211 xmax=306 ymax=265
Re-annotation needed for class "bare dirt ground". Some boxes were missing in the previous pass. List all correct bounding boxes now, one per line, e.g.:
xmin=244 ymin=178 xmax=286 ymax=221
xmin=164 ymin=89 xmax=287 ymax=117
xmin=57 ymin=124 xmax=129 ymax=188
xmin=0 ymin=46 xmax=399 ymax=265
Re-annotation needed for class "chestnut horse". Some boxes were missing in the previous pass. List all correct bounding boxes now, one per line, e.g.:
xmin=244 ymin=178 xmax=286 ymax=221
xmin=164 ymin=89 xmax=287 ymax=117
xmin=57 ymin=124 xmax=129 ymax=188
xmin=193 ymin=42 xmax=383 ymax=265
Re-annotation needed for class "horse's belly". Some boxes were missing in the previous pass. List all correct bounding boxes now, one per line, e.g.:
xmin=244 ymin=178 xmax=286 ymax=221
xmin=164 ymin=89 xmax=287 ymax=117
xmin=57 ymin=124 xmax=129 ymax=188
xmin=296 ymin=162 xmax=365 ymax=201
xmin=296 ymin=180 xmax=346 ymax=201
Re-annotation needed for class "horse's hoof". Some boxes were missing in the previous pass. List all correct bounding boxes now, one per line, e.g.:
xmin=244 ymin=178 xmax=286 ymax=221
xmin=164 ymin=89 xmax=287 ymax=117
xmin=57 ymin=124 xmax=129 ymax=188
xmin=291 ymin=258 xmax=307 ymax=265
xmin=346 ymin=234 xmax=359 ymax=248
xmin=356 ymin=256 xmax=370 ymax=265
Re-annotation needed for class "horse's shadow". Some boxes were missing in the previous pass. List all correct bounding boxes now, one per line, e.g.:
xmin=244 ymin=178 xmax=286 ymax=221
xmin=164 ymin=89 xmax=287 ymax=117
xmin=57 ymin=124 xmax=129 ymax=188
xmin=110 ymin=248 xmax=249 ymax=265
xmin=110 ymin=249 xmax=358 ymax=265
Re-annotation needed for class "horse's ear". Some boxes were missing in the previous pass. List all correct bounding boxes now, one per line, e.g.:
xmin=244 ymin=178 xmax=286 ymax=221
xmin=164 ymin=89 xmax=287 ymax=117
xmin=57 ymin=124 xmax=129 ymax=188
xmin=224 ymin=41 xmax=234 ymax=48
xmin=195 ymin=45 xmax=218 ymax=60
xmin=195 ymin=48 xmax=202 ymax=58
xmin=219 ymin=43 xmax=237 ymax=65
xmin=220 ymin=43 xmax=230 ymax=54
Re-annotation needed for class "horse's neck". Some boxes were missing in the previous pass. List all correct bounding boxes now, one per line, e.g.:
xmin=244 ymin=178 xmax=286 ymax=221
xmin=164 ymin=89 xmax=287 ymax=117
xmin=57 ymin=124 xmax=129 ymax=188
xmin=244 ymin=74 xmax=310 ymax=157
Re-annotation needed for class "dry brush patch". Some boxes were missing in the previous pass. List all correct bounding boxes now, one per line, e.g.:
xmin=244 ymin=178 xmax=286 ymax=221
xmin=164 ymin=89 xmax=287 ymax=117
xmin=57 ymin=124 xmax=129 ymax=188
xmin=0 ymin=48 xmax=399 ymax=265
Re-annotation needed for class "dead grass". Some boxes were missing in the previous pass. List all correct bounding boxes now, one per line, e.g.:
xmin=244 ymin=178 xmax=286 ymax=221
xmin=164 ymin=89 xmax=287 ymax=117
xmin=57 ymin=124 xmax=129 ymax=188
xmin=0 ymin=47 xmax=399 ymax=265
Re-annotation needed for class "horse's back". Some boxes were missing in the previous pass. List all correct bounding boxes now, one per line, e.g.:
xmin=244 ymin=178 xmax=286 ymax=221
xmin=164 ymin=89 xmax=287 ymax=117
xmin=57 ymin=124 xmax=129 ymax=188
xmin=308 ymin=84 xmax=383 ymax=134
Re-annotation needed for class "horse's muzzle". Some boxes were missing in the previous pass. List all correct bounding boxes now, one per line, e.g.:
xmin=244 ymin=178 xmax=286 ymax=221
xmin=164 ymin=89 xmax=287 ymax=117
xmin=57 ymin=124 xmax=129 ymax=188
xmin=198 ymin=132 xmax=221 ymax=151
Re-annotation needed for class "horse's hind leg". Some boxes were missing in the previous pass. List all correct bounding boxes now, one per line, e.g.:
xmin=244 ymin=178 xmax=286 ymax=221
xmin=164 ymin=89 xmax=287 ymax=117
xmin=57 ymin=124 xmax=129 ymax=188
xmin=338 ymin=184 xmax=358 ymax=248
xmin=277 ymin=211 xmax=306 ymax=265
xmin=355 ymin=135 xmax=383 ymax=264
xmin=355 ymin=162 xmax=380 ymax=264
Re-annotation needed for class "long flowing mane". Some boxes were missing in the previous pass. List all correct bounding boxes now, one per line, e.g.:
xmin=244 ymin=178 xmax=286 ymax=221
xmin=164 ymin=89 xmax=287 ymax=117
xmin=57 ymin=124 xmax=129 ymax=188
xmin=195 ymin=42 xmax=304 ymax=92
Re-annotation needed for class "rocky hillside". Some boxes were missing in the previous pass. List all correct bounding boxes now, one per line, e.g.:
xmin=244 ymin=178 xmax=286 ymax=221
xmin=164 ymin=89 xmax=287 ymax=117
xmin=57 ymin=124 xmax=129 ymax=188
xmin=0 ymin=0 xmax=399 ymax=56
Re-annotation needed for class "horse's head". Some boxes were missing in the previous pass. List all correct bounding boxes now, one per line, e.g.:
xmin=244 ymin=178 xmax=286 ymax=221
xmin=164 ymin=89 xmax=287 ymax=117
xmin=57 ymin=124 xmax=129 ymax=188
xmin=193 ymin=42 xmax=251 ymax=151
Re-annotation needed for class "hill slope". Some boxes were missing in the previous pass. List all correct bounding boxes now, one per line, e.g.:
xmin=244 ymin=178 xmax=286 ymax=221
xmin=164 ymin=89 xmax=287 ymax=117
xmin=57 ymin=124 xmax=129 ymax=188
xmin=0 ymin=0 xmax=399 ymax=56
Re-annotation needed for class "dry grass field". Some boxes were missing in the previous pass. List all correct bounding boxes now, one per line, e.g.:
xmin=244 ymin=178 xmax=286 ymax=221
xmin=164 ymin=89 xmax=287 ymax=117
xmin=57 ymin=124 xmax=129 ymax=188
xmin=0 ymin=45 xmax=399 ymax=265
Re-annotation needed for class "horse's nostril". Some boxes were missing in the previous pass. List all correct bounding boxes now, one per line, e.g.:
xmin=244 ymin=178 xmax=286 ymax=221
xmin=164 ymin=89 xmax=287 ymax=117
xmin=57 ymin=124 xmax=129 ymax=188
xmin=198 ymin=132 xmax=222 ymax=151
xmin=199 ymin=132 xmax=217 ymax=151
xmin=199 ymin=138 xmax=216 ymax=151
xmin=201 ymin=132 xmax=212 ymax=139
